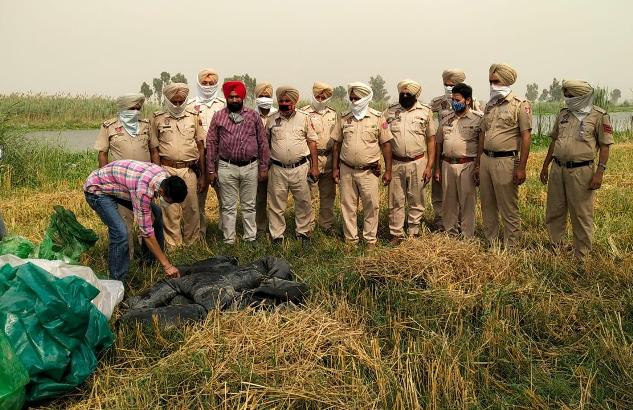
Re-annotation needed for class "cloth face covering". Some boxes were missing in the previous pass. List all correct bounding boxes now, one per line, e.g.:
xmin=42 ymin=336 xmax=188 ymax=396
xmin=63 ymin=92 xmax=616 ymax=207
xmin=165 ymin=99 xmax=187 ymax=117
xmin=349 ymin=94 xmax=372 ymax=120
xmin=565 ymin=92 xmax=595 ymax=122
xmin=489 ymin=84 xmax=512 ymax=101
xmin=118 ymin=109 xmax=140 ymax=136
xmin=256 ymin=97 xmax=274 ymax=110
xmin=197 ymin=80 xmax=219 ymax=104
xmin=311 ymin=95 xmax=331 ymax=112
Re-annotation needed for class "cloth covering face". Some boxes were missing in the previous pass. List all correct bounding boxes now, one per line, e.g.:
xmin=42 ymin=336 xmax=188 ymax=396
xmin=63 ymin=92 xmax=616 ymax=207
xmin=347 ymin=82 xmax=373 ymax=120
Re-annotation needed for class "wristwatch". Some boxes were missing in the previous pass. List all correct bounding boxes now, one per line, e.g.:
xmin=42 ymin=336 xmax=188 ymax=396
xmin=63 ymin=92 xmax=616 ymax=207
xmin=598 ymin=162 xmax=607 ymax=170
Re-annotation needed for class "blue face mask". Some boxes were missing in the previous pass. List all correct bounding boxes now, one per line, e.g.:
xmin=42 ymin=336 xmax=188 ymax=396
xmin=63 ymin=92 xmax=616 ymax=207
xmin=451 ymin=101 xmax=466 ymax=112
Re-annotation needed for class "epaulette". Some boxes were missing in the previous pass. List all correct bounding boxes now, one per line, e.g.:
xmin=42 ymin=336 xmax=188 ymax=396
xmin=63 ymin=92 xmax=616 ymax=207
xmin=419 ymin=102 xmax=432 ymax=110
xmin=430 ymin=95 xmax=444 ymax=103
xmin=368 ymin=107 xmax=382 ymax=116
xmin=299 ymin=105 xmax=311 ymax=112
xmin=387 ymin=102 xmax=400 ymax=111
xmin=185 ymin=98 xmax=197 ymax=106
xmin=513 ymin=95 xmax=525 ymax=102
xmin=138 ymin=118 xmax=150 ymax=123
xmin=153 ymin=110 xmax=165 ymax=117
xmin=341 ymin=110 xmax=351 ymax=117
xmin=102 ymin=118 xmax=117 ymax=128
xmin=186 ymin=108 xmax=199 ymax=115
xmin=593 ymin=105 xmax=607 ymax=114
xmin=217 ymin=96 xmax=226 ymax=103
xmin=296 ymin=108 xmax=309 ymax=115
xmin=470 ymin=110 xmax=484 ymax=118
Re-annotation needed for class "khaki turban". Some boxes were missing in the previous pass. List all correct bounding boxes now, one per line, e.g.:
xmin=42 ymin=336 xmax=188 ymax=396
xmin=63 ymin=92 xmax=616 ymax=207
xmin=276 ymin=86 xmax=300 ymax=103
xmin=348 ymin=82 xmax=372 ymax=98
xmin=197 ymin=68 xmax=218 ymax=84
xmin=163 ymin=83 xmax=189 ymax=101
xmin=255 ymin=82 xmax=273 ymax=97
xmin=116 ymin=93 xmax=145 ymax=110
xmin=562 ymin=79 xmax=593 ymax=97
xmin=312 ymin=81 xmax=333 ymax=98
xmin=397 ymin=79 xmax=421 ymax=97
xmin=442 ymin=68 xmax=466 ymax=84
xmin=489 ymin=63 xmax=517 ymax=86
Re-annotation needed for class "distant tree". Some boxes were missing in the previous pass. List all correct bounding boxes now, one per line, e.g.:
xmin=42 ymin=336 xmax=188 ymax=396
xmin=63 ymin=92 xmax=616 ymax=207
xmin=525 ymin=83 xmax=538 ymax=102
xmin=140 ymin=82 xmax=153 ymax=100
xmin=152 ymin=78 xmax=163 ymax=104
xmin=369 ymin=74 xmax=389 ymax=102
xmin=610 ymin=88 xmax=621 ymax=105
xmin=171 ymin=73 xmax=187 ymax=84
xmin=224 ymin=74 xmax=257 ymax=102
xmin=160 ymin=72 xmax=171 ymax=87
xmin=538 ymin=89 xmax=549 ymax=102
xmin=548 ymin=78 xmax=563 ymax=101
xmin=332 ymin=86 xmax=347 ymax=99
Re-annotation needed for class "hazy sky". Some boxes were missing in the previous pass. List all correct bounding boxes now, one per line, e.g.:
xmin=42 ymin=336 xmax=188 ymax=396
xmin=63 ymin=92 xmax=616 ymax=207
xmin=1 ymin=0 xmax=631 ymax=103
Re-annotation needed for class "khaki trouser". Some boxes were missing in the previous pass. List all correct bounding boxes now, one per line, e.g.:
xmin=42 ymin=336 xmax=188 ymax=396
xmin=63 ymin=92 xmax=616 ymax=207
xmin=431 ymin=166 xmax=443 ymax=224
xmin=441 ymin=160 xmax=476 ymax=237
xmin=267 ymin=162 xmax=314 ymax=240
xmin=340 ymin=163 xmax=380 ymax=244
xmin=256 ymin=180 xmax=268 ymax=234
xmin=117 ymin=205 xmax=136 ymax=260
xmin=388 ymin=157 xmax=427 ymax=237
xmin=545 ymin=162 xmax=595 ymax=258
xmin=217 ymin=159 xmax=258 ymax=243
xmin=310 ymin=154 xmax=336 ymax=230
xmin=479 ymin=154 xmax=520 ymax=247
xmin=197 ymin=187 xmax=209 ymax=238
xmin=161 ymin=166 xmax=200 ymax=247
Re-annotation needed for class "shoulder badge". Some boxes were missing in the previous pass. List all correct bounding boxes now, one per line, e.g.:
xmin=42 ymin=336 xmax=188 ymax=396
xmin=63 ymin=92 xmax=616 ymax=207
xmin=153 ymin=110 xmax=165 ymax=117
xmin=102 ymin=118 xmax=117 ymax=128
xmin=299 ymin=105 xmax=311 ymax=111
xmin=138 ymin=118 xmax=150 ymax=123
xmin=368 ymin=107 xmax=382 ymax=116
xmin=593 ymin=105 xmax=607 ymax=114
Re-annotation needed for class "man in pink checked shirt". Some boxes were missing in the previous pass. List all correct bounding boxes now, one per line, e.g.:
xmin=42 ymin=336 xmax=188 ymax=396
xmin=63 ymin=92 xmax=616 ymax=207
xmin=83 ymin=160 xmax=187 ymax=280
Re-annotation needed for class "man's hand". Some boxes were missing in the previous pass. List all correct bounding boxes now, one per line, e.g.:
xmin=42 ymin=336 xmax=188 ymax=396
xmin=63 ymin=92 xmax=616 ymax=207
xmin=422 ymin=167 xmax=433 ymax=186
xmin=589 ymin=171 xmax=604 ymax=190
xmin=164 ymin=264 xmax=180 ymax=278
xmin=309 ymin=166 xmax=320 ymax=182
xmin=197 ymin=174 xmax=206 ymax=193
xmin=382 ymin=169 xmax=392 ymax=186
xmin=258 ymin=169 xmax=268 ymax=182
xmin=434 ymin=167 xmax=441 ymax=183
xmin=332 ymin=168 xmax=340 ymax=184
xmin=473 ymin=163 xmax=480 ymax=186
xmin=207 ymin=172 xmax=217 ymax=187
xmin=540 ymin=166 xmax=549 ymax=185
xmin=513 ymin=167 xmax=527 ymax=185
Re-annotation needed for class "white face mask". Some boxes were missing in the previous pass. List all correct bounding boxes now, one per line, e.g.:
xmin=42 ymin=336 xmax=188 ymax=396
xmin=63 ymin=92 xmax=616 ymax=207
xmin=564 ymin=92 xmax=595 ymax=122
xmin=118 ymin=109 xmax=140 ymax=136
xmin=164 ymin=99 xmax=187 ymax=117
xmin=348 ymin=93 xmax=372 ymax=121
xmin=255 ymin=96 xmax=274 ymax=110
xmin=489 ymin=84 xmax=512 ymax=101
xmin=311 ymin=94 xmax=331 ymax=112
xmin=197 ymin=80 xmax=219 ymax=104
xmin=444 ymin=85 xmax=454 ymax=97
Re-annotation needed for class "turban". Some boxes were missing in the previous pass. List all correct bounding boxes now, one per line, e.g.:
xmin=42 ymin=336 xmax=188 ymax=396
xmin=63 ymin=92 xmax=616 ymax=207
xmin=442 ymin=68 xmax=466 ymax=84
xmin=489 ymin=63 xmax=517 ymax=86
xmin=312 ymin=81 xmax=333 ymax=98
xmin=163 ymin=83 xmax=189 ymax=101
xmin=116 ymin=93 xmax=145 ymax=110
xmin=397 ymin=79 xmax=422 ymax=97
xmin=197 ymin=68 xmax=218 ymax=84
xmin=348 ymin=82 xmax=372 ymax=98
xmin=276 ymin=86 xmax=300 ymax=103
xmin=255 ymin=82 xmax=273 ymax=98
xmin=562 ymin=79 xmax=593 ymax=97
xmin=222 ymin=81 xmax=247 ymax=99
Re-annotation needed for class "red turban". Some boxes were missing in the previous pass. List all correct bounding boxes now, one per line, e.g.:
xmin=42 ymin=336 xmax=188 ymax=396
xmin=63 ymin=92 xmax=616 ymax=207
xmin=222 ymin=81 xmax=247 ymax=99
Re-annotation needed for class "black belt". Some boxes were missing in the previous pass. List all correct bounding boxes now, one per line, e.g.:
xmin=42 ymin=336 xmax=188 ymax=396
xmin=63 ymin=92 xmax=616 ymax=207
xmin=393 ymin=153 xmax=425 ymax=163
xmin=442 ymin=155 xmax=475 ymax=165
xmin=317 ymin=148 xmax=332 ymax=156
xmin=271 ymin=156 xmax=308 ymax=169
xmin=483 ymin=149 xmax=517 ymax=158
xmin=219 ymin=156 xmax=257 ymax=167
xmin=340 ymin=160 xmax=378 ymax=171
xmin=553 ymin=157 xmax=593 ymax=169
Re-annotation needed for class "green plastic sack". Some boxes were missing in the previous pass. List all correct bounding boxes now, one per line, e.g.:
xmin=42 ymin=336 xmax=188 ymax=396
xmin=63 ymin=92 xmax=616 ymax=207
xmin=0 ymin=329 xmax=29 ymax=410
xmin=0 ymin=236 xmax=35 ymax=259
xmin=37 ymin=205 xmax=98 ymax=264
xmin=0 ymin=262 xmax=113 ymax=402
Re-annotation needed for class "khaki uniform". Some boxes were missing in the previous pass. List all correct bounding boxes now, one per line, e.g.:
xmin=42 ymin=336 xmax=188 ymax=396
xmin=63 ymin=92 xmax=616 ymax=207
xmin=335 ymin=108 xmax=392 ymax=244
xmin=256 ymin=108 xmax=278 ymax=235
xmin=480 ymin=92 xmax=532 ymax=246
xmin=94 ymin=118 xmax=157 ymax=258
xmin=187 ymin=97 xmax=226 ymax=237
xmin=436 ymin=110 xmax=482 ymax=237
xmin=266 ymin=110 xmax=317 ymax=240
xmin=151 ymin=109 xmax=205 ymax=246
xmin=430 ymin=95 xmax=454 ymax=225
xmin=301 ymin=104 xmax=340 ymax=230
xmin=382 ymin=101 xmax=435 ymax=237
xmin=546 ymin=106 xmax=613 ymax=257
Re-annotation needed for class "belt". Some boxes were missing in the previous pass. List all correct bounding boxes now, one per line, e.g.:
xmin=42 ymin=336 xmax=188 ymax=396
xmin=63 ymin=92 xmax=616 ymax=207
xmin=340 ymin=159 xmax=378 ymax=171
xmin=392 ymin=153 xmax=425 ymax=163
xmin=271 ymin=156 xmax=308 ymax=169
xmin=483 ymin=149 xmax=517 ymax=158
xmin=219 ymin=156 xmax=257 ymax=167
xmin=553 ymin=157 xmax=593 ymax=169
xmin=160 ymin=158 xmax=198 ymax=169
xmin=317 ymin=148 xmax=332 ymax=156
xmin=442 ymin=155 xmax=475 ymax=165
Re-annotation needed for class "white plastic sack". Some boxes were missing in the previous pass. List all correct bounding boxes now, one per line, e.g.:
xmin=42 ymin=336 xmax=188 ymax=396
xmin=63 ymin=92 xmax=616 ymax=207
xmin=0 ymin=255 xmax=124 ymax=319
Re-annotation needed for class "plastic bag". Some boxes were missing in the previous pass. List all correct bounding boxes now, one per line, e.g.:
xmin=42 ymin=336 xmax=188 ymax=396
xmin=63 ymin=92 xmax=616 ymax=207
xmin=0 ymin=329 xmax=29 ymax=410
xmin=0 ymin=262 xmax=114 ymax=402
xmin=37 ymin=205 xmax=98 ymax=263
xmin=0 ymin=236 xmax=35 ymax=259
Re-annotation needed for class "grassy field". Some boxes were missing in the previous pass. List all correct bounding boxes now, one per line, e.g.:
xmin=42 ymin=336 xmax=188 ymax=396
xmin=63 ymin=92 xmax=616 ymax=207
xmin=1 ymin=121 xmax=633 ymax=408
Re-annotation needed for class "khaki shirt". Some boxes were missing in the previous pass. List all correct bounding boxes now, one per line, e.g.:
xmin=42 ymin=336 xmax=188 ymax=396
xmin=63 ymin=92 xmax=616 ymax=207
xmin=430 ymin=95 xmax=454 ymax=122
xmin=151 ymin=109 xmax=205 ymax=162
xmin=436 ymin=110 xmax=483 ymax=158
xmin=300 ymin=105 xmax=340 ymax=151
xmin=94 ymin=118 xmax=157 ymax=162
xmin=482 ymin=92 xmax=532 ymax=152
xmin=258 ymin=107 xmax=278 ymax=127
xmin=335 ymin=108 xmax=392 ymax=167
xmin=186 ymin=97 xmax=226 ymax=146
xmin=551 ymin=106 xmax=614 ymax=162
xmin=381 ymin=101 xmax=435 ymax=158
xmin=266 ymin=110 xmax=317 ymax=165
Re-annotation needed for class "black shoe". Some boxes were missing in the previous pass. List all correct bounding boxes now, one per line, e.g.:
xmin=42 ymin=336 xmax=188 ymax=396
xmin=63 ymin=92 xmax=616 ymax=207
xmin=272 ymin=237 xmax=284 ymax=245
xmin=297 ymin=234 xmax=311 ymax=245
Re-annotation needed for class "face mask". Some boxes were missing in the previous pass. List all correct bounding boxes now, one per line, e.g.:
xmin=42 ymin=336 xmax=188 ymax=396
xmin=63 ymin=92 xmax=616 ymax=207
xmin=165 ymin=99 xmax=187 ymax=117
xmin=311 ymin=94 xmax=331 ymax=112
xmin=399 ymin=93 xmax=417 ymax=109
xmin=444 ymin=85 xmax=454 ymax=96
xmin=227 ymin=102 xmax=243 ymax=113
xmin=256 ymin=96 xmax=273 ymax=110
xmin=118 ymin=109 xmax=140 ymax=136
xmin=278 ymin=104 xmax=292 ymax=112
xmin=197 ymin=81 xmax=219 ymax=104
xmin=564 ymin=92 xmax=595 ymax=121
xmin=348 ymin=92 xmax=373 ymax=120
xmin=451 ymin=101 xmax=466 ymax=113
xmin=489 ymin=84 xmax=512 ymax=101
